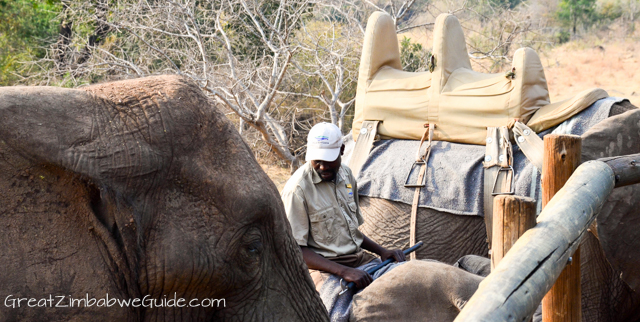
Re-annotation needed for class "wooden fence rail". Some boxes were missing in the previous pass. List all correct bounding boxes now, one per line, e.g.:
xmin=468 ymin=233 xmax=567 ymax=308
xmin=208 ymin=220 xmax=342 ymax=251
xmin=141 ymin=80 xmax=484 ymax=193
xmin=455 ymin=153 xmax=640 ymax=321
xmin=603 ymin=154 xmax=640 ymax=188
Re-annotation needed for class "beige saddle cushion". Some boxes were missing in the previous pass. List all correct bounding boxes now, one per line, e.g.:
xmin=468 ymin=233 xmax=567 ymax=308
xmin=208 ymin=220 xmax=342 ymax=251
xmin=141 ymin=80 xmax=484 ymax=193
xmin=352 ymin=12 xmax=606 ymax=144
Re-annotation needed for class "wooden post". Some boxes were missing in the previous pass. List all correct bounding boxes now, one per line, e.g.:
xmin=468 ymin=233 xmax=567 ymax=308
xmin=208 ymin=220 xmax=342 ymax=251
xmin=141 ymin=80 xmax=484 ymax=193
xmin=542 ymin=134 xmax=582 ymax=322
xmin=454 ymin=161 xmax=615 ymax=322
xmin=491 ymin=195 xmax=537 ymax=270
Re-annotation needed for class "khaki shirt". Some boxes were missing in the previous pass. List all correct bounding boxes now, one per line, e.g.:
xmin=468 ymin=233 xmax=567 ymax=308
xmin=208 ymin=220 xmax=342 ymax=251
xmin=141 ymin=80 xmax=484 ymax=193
xmin=281 ymin=162 xmax=364 ymax=258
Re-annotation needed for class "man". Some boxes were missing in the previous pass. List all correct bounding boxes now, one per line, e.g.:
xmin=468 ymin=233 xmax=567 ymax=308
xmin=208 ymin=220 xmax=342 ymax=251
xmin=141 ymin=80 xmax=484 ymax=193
xmin=281 ymin=122 xmax=405 ymax=292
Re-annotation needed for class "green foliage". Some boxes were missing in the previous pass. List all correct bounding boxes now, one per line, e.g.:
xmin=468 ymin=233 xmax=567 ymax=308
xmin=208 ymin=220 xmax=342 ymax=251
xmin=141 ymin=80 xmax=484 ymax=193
xmin=597 ymin=0 xmax=623 ymax=21
xmin=0 ymin=0 xmax=61 ymax=85
xmin=488 ymin=0 xmax=523 ymax=9
xmin=554 ymin=29 xmax=571 ymax=44
xmin=400 ymin=36 xmax=431 ymax=72
xmin=556 ymin=0 xmax=597 ymax=34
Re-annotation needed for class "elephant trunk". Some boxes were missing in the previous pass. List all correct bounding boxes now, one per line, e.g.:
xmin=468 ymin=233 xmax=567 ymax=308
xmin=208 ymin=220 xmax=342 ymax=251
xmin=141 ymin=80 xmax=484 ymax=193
xmin=260 ymin=191 xmax=328 ymax=321
xmin=264 ymin=234 xmax=328 ymax=321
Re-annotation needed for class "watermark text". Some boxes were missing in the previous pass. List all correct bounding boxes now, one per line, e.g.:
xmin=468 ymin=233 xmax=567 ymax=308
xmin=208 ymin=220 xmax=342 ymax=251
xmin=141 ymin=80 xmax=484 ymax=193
xmin=4 ymin=293 xmax=225 ymax=309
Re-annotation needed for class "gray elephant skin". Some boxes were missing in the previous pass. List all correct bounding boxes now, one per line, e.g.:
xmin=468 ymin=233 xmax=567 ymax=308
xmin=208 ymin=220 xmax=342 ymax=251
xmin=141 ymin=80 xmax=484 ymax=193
xmin=0 ymin=76 xmax=328 ymax=321
xmin=359 ymin=102 xmax=640 ymax=322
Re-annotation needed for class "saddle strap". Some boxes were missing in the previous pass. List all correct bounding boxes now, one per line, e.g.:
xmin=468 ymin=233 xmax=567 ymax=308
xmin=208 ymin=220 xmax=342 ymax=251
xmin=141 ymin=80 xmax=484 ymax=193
xmin=410 ymin=124 xmax=434 ymax=260
xmin=483 ymin=121 xmax=543 ymax=250
xmin=483 ymin=126 xmax=513 ymax=251
xmin=348 ymin=120 xmax=380 ymax=178
xmin=513 ymin=121 xmax=544 ymax=170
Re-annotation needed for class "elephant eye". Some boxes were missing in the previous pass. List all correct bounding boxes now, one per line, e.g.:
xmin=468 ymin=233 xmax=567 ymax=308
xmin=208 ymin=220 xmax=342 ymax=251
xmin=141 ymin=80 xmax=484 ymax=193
xmin=234 ymin=229 xmax=264 ymax=278
xmin=247 ymin=241 xmax=263 ymax=254
xmin=241 ymin=227 xmax=264 ymax=258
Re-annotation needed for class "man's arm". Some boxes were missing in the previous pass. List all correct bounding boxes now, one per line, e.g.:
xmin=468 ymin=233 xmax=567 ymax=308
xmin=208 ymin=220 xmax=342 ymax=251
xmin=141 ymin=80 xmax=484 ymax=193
xmin=361 ymin=235 xmax=406 ymax=262
xmin=299 ymin=235 xmax=405 ymax=289
xmin=301 ymin=246 xmax=373 ymax=289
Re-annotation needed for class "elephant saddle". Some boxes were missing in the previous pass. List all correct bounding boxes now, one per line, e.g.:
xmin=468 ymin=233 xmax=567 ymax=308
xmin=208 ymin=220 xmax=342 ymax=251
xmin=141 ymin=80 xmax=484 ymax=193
xmin=351 ymin=12 xmax=607 ymax=145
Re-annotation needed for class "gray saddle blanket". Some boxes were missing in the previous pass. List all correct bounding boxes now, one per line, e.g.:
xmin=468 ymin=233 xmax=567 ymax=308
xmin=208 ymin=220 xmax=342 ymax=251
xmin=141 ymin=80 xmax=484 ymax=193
xmin=344 ymin=97 xmax=625 ymax=216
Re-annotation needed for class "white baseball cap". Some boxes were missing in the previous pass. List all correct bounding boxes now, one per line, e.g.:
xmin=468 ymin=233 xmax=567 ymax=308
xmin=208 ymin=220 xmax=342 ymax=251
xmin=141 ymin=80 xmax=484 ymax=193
xmin=305 ymin=122 xmax=343 ymax=162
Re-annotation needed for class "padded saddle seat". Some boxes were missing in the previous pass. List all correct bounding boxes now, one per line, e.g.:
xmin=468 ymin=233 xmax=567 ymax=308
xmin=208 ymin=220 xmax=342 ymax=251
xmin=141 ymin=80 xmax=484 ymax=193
xmin=352 ymin=12 xmax=606 ymax=144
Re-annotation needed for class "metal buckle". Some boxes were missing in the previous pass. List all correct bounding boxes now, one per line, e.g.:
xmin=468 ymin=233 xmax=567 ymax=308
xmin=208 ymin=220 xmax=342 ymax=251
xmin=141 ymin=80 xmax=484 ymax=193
xmin=404 ymin=161 xmax=427 ymax=188
xmin=491 ymin=166 xmax=515 ymax=196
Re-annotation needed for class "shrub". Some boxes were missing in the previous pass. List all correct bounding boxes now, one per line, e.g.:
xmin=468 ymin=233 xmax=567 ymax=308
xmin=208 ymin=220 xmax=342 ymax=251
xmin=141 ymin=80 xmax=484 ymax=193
xmin=400 ymin=36 xmax=431 ymax=72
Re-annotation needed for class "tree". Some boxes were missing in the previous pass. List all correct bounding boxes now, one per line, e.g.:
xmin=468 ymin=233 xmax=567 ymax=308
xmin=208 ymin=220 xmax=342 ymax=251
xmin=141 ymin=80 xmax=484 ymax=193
xmin=282 ymin=0 xmax=430 ymax=135
xmin=363 ymin=0 xmax=417 ymax=27
xmin=556 ymin=0 xmax=597 ymax=35
xmin=26 ymin=0 xmax=317 ymax=169
xmin=0 ymin=0 xmax=61 ymax=85
xmin=284 ymin=4 xmax=364 ymax=133
xmin=280 ymin=0 xmax=427 ymax=136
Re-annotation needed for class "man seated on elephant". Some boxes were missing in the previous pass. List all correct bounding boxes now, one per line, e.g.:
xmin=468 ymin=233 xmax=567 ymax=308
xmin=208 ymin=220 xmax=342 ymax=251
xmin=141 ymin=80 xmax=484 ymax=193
xmin=281 ymin=122 xmax=406 ymax=292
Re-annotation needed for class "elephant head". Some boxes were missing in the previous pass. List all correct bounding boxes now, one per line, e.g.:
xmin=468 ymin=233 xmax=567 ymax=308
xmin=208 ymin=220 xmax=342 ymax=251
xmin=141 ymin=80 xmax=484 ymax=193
xmin=0 ymin=76 xmax=327 ymax=321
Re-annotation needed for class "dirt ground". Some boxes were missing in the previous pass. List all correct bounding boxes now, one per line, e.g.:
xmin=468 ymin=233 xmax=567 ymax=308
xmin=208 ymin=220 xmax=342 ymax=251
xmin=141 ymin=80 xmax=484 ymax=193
xmin=261 ymin=163 xmax=291 ymax=192
xmin=541 ymin=39 xmax=640 ymax=107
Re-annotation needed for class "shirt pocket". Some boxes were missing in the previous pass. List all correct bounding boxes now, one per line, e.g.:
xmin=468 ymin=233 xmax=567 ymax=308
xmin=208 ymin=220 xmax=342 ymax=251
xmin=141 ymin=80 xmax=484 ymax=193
xmin=309 ymin=208 xmax=337 ymax=245
xmin=347 ymin=201 xmax=357 ymax=213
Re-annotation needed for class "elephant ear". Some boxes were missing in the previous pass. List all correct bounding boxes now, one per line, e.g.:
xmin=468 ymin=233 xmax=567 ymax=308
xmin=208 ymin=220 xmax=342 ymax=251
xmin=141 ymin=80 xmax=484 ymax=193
xmin=0 ymin=86 xmax=98 ymax=169
xmin=0 ymin=84 xmax=171 ymax=190
xmin=582 ymin=106 xmax=640 ymax=292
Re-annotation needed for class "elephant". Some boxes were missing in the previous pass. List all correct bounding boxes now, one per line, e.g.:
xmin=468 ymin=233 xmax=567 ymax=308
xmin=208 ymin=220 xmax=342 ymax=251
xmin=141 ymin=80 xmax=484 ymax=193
xmin=0 ymin=75 xmax=328 ymax=321
xmin=356 ymin=101 xmax=640 ymax=321
xmin=350 ymin=259 xmax=485 ymax=321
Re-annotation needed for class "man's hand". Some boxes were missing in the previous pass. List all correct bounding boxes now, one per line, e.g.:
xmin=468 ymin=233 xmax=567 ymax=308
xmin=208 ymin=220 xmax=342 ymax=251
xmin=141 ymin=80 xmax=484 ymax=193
xmin=361 ymin=235 xmax=407 ymax=263
xmin=340 ymin=267 xmax=373 ymax=289
xmin=300 ymin=247 xmax=373 ymax=289
xmin=379 ymin=248 xmax=406 ymax=262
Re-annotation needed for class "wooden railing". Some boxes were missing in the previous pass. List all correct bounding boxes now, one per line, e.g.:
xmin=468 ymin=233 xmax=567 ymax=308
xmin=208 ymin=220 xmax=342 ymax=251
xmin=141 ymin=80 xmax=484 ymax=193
xmin=455 ymin=145 xmax=640 ymax=322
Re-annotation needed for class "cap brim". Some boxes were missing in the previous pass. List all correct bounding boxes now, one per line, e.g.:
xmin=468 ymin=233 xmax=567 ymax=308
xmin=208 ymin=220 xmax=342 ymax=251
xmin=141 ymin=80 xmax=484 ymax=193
xmin=305 ymin=147 xmax=340 ymax=162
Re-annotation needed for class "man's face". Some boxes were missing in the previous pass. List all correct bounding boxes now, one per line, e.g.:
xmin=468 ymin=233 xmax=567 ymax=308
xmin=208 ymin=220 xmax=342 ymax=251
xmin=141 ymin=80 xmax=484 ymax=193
xmin=311 ymin=156 xmax=341 ymax=182
xmin=310 ymin=144 xmax=345 ymax=182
